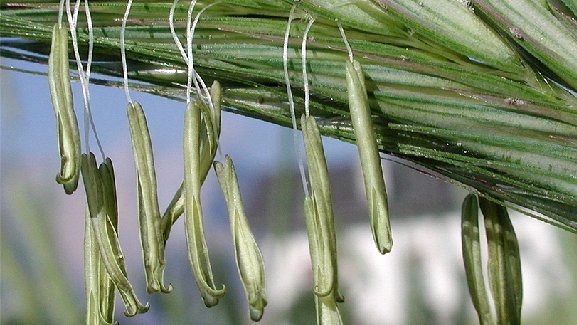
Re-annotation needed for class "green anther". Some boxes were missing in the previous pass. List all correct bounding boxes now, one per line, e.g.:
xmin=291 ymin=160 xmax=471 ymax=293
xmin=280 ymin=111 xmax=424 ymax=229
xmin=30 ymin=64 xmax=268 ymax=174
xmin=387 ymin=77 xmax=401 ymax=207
xmin=346 ymin=59 xmax=393 ymax=254
xmin=81 ymin=153 xmax=149 ymax=317
xmin=301 ymin=114 xmax=343 ymax=303
xmin=161 ymin=82 xmax=222 ymax=242
xmin=480 ymin=198 xmax=523 ymax=325
xmin=85 ymin=206 xmax=118 ymax=325
xmin=184 ymin=102 xmax=226 ymax=307
xmin=48 ymin=24 xmax=81 ymax=194
xmin=209 ymin=80 xmax=222 ymax=138
xmin=127 ymin=101 xmax=172 ymax=293
xmin=315 ymin=295 xmax=344 ymax=325
xmin=304 ymin=195 xmax=335 ymax=298
xmin=461 ymin=194 xmax=493 ymax=325
xmin=215 ymin=155 xmax=267 ymax=321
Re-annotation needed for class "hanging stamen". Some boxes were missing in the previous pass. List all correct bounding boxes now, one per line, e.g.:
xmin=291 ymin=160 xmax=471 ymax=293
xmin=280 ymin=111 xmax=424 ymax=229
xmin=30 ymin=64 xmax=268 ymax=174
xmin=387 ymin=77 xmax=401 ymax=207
xmin=127 ymin=101 xmax=172 ymax=293
xmin=81 ymin=153 xmax=149 ymax=317
xmin=121 ymin=0 xmax=171 ymax=294
xmin=214 ymin=156 xmax=267 ymax=321
xmin=162 ymin=2 xmax=222 ymax=233
xmin=461 ymin=194 xmax=493 ymax=325
xmin=183 ymin=101 xmax=226 ymax=307
xmin=479 ymin=198 xmax=523 ymax=325
xmin=340 ymin=24 xmax=393 ymax=254
xmin=48 ymin=20 xmax=81 ymax=194
xmin=160 ymin=80 xmax=222 ymax=241
xmin=173 ymin=0 xmax=226 ymax=306
xmin=299 ymin=14 xmax=344 ymax=323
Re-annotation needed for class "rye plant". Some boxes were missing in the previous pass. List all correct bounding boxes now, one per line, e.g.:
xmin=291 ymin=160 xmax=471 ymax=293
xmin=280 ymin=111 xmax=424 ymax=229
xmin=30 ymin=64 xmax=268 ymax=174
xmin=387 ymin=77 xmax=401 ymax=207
xmin=1 ymin=1 xmax=576 ymax=324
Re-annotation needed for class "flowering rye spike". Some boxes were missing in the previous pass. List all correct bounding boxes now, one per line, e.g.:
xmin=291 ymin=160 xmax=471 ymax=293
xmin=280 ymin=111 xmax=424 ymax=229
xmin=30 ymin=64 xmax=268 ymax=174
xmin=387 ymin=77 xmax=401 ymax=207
xmin=81 ymin=153 xmax=149 ymax=317
xmin=48 ymin=23 xmax=81 ymax=194
xmin=126 ymin=101 xmax=172 ymax=293
xmin=479 ymin=198 xmax=523 ymax=325
xmin=214 ymin=155 xmax=267 ymax=321
xmin=184 ymin=101 xmax=226 ymax=307
xmin=461 ymin=194 xmax=494 ymax=325
xmin=346 ymin=59 xmax=393 ymax=254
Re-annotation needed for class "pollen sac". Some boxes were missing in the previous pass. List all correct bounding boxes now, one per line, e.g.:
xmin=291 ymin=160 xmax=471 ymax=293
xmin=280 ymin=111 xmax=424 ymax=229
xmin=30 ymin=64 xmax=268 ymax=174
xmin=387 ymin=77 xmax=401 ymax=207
xmin=346 ymin=59 xmax=392 ymax=254
xmin=126 ymin=101 xmax=172 ymax=293
xmin=160 ymin=82 xmax=222 ymax=243
xmin=461 ymin=194 xmax=492 ymax=325
xmin=48 ymin=24 xmax=81 ymax=194
xmin=214 ymin=155 xmax=267 ymax=321
xmin=81 ymin=153 xmax=150 ymax=317
xmin=301 ymin=115 xmax=343 ymax=304
xmin=479 ymin=197 xmax=522 ymax=325
xmin=183 ymin=102 xmax=225 ymax=306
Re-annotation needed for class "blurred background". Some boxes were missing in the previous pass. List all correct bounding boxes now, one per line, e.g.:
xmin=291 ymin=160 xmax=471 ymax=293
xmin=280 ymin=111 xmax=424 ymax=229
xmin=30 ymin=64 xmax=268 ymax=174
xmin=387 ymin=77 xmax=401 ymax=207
xmin=1 ymin=57 xmax=576 ymax=325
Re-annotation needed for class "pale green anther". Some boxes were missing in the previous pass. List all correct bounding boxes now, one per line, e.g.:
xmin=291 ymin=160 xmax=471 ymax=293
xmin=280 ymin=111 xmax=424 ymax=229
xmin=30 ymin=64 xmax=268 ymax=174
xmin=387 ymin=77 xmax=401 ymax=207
xmin=85 ymin=207 xmax=118 ymax=325
xmin=161 ymin=83 xmax=222 ymax=242
xmin=304 ymin=196 xmax=335 ymax=298
xmin=48 ymin=24 xmax=81 ymax=194
xmin=346 ymin=59 xmax=393 ymax=254
xmin=209 ymin=80 xmax=222 ymax=138
xmin=98 ymin=158 xmax=126 ymax=321
xmin=214 ymin=155 xmax=267 ymax=321
xmin=126 ymin=101 xmax=172 ymax=293
xmin=81 ymin=153 xmax=149 ymax=317
xmin=184 ymin=102 xmax=226 ymax=307
xmin=461 ymin=194 xmax=493 ymax=325
xmin=479 ymin=198 xmax=523 ymax=325
xmin=301 ymin=115 xmax=342 ymax=302
xmin=315 ymin=295 xmax=344 ymax=325
xmin=198 ymin=102 xmax=216 ymax=157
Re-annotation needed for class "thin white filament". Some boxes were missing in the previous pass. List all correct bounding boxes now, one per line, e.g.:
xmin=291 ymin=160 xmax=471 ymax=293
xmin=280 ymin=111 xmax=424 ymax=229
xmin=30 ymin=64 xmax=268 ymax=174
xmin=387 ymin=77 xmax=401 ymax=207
xmin=187 ymin=1 xmax=217 ymax=106
xmin=66 ymin=0 xmax=105 ymax=158
xmin=85 ymin=0 xmax=93 ymax=78
xmin=301 ymin=17 xmax=315 ymax=117
xmin=283 ymin=5 xmax=309 ymax=197
xmin=84 ymin=0 xmax=105 ymax=160
xmin=185 ymin=0 xmax=199 ymax=103
xmin=337 ymin=21 xmax=354 ymax=62
xmin=121 ymin=0 xmax=134 ymax=104
xmin=170 ymin=0 xmax=215 ymax=106
xmin=58 ymin=0 xmax=65 ymax=26
xmin=189 ymin=3 xmax=220 ymax=110
xmin=169 ymin=0 xmax=188 ymax=61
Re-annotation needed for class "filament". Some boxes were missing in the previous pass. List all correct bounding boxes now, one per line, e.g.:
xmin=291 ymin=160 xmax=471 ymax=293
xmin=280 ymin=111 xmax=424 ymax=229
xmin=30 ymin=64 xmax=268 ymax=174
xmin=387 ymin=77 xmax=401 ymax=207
xmin=301 ymin=17 xmax=315 ymax=117
xmin=283 ymin=4 xmax=309 ymax=197
xmin=66 ymin=0 xmax=105 ymax=159
xmin=121 ymin=0 xmax=134 ymax=104
xmin=337 ymin=21 xmax=354 ymax=62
